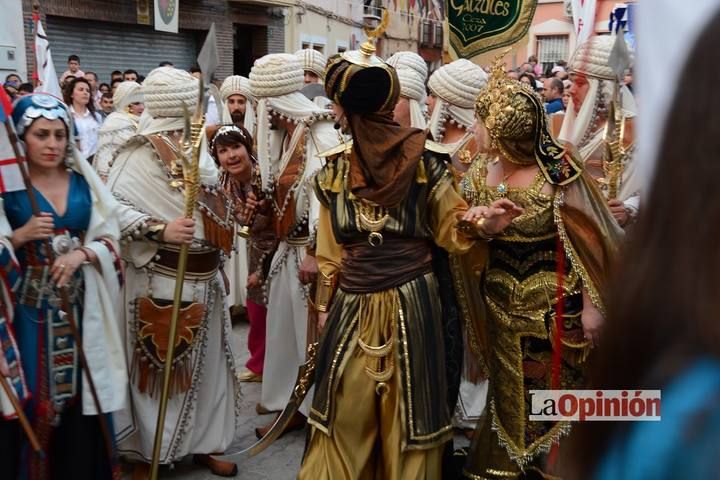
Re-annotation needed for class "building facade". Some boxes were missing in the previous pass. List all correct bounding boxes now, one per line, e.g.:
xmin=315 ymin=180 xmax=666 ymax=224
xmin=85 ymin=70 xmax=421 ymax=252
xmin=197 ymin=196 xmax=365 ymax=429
xmin=20 ymin=0 xmax=286 ymax=83
xmin=470 ymin=0 xmax=637 ymax=70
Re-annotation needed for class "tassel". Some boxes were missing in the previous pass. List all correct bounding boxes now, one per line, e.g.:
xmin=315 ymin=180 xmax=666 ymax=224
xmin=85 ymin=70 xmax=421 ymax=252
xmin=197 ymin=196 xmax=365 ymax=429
xmin=323 ymin=161 xmax=335 ymax=191
xmin=415 ymin=158 xmax=428 ymax=184
xmin=547 ymin=235 xmax=566 ymax=472
xmin=331 ymin=157 xmax=345 ymax=193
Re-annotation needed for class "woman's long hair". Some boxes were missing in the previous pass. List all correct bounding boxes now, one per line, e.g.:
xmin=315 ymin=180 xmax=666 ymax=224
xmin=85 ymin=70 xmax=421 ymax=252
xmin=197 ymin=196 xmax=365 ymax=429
xmin=564 ymin=12 xmax=720 ymax=477
xmin=63 ymin=76 xmax=98 ymax=117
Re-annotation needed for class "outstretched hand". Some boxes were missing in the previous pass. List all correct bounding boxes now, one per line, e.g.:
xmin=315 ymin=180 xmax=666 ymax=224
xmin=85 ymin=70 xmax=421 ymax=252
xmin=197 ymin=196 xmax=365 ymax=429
xmin=463 ymin=199 xmax=524 ymax=235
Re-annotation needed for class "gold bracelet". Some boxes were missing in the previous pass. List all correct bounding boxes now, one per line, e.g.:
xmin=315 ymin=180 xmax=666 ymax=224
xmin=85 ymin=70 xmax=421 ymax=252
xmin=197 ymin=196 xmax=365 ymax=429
xmin=315 ymin=271 xmax=337 ymax=313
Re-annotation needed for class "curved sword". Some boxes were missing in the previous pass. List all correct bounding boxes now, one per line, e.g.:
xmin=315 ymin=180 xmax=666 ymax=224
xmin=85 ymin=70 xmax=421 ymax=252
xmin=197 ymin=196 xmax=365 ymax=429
xmin=211 ymin=342 xmax=319 ymax=461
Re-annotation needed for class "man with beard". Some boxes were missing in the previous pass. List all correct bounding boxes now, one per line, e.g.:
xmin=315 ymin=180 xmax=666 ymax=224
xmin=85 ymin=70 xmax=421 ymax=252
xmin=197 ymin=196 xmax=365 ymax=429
xmin=220 ymin=75 xmax=256 ymax=137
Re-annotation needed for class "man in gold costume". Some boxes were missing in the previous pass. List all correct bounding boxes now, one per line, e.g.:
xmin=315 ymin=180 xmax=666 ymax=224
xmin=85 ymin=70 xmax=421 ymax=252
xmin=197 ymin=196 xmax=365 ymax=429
xmin=297 ymin=33 xmax=522 ymax=479
xmin=458 ymin=56 xmax=623 ymax=479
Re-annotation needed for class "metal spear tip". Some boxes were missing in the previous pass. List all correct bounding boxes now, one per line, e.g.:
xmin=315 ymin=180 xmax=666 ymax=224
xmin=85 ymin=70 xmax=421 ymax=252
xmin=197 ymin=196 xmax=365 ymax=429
xmin=193 ymin=76 xmax=205 ymax=124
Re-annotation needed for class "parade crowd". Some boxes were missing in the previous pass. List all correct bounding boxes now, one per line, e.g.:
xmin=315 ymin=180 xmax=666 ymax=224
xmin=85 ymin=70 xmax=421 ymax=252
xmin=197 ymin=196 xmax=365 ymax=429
xmin=2 ymin=7 xmax=719 ymax=480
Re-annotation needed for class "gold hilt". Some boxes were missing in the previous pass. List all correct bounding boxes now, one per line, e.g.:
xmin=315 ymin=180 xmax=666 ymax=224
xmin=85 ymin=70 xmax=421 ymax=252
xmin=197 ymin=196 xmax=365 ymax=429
xmin=603 ymin=86 xmax=626 ymax=200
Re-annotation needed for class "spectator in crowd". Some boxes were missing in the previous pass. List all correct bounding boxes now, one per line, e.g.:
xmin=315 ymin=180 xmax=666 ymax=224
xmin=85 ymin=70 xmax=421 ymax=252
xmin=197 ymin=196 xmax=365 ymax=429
xmin=519 ymin=62 xmax=533 ymax=73
xmin=188 ymin=66 xmax=202 ymax=78
xmin=122 ymin=69 xmax=138 ymax=82
xmin=136 ymin=74 xmax=145 ymax=84
xmin=518 ymin=72 xmax=537 ymax=90
xmin=98 ymin=82 xmax=111 ymax=95
xmin=528 ymin=54 xmax=543 ymax=76
xmin=84 ymin=71 xmax=102 ymax=108
xmin=111 ymin=78 xmax=122 ymax=95
xmin=544 ymin=77 xmax=565 ymax=114
xmin=3 ymin=82 xmax=19 ymax=101
xmin=99 ymin=92 xmax=114 ymax=119
xmin=4 ymin=73 xmax=21 ymax=85
xmin=60 ymin=54 xmax=84 ymax=86
xmin=562 ymin=83 xmax=572 ymax=110
xmin=158 ymin=60 xmax=174 ymax=67
xmin=110 ymin=70 xmax=123 ymax=83
xmin=624 ymin=68 xmax=634 ymax=93
xmin=63 ymin=77 xmax=102 ymax=162
xmin=17 ymin=83 xmax=33 ymax=96
xmin=507 ymin=69 xmax=519 ymax=80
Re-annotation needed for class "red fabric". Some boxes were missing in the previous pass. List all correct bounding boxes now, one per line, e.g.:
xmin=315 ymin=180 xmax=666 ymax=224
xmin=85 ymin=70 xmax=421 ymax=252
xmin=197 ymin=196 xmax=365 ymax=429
xmin=0 ymin=88 xmax=12 ymax=122
xmin=245 ymin=300 xmax=267 ymax=375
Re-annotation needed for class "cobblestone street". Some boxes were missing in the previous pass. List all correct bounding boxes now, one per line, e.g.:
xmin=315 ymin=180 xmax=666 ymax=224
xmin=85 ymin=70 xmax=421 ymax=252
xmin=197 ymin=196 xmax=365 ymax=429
xmin=125 ymin=322 xmax=305 ymax=480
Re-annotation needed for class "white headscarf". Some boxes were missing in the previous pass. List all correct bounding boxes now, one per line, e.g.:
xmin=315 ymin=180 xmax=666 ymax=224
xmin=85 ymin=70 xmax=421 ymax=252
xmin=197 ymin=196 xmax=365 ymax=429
xmin=113 ymin=81 xmax=143 ymax=112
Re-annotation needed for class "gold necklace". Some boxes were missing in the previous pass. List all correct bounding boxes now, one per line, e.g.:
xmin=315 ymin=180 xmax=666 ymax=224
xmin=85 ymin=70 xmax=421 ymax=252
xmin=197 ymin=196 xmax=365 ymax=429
xmin=354 ymin=199 xmax=389 ymax=247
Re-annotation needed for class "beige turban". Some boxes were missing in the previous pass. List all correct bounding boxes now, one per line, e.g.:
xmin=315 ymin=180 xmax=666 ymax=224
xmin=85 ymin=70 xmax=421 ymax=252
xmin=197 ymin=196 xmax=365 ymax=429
xmin=249 ymin=54 xmax=305 ymax=98
xmin=113 ymin=81 xmax=143 ymax=112
xmin=141 ymin=66 xmax=198 ymax=118
xmin=220 ymin=75 xmax=254 ymax=102
xmin=294 ymin=49 xmax=327 ymax=80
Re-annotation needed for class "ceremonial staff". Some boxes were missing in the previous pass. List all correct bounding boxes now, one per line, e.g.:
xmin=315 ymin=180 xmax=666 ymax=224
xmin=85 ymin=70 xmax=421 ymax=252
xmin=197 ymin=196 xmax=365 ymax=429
xmin=149 ymin=24 xmax=219 ymax=478
xmin=3 ymin=108 xmax=119 ymax=478
xmin=603 ymin=32 xmax=633 ymax=199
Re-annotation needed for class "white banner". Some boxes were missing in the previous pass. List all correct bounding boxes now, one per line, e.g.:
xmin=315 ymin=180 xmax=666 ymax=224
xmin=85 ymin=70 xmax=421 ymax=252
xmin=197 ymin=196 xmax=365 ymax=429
xmin=34 ymin=19 xmax=62 ymax=99
xmin=571 ymin=0 xmax=598 ymax=45
xmin=154 ymin=0 xmax=179 ymax=33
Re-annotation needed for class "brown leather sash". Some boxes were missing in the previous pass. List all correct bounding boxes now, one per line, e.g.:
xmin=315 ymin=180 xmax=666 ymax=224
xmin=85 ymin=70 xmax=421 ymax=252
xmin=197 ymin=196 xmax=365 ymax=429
xmin=274 ymin=131 xmax=307 ymax=239
xmin=154 ymin=246 xmax=220 ymax=277
xmin=339 ymin=238 xmax=432 ymax=293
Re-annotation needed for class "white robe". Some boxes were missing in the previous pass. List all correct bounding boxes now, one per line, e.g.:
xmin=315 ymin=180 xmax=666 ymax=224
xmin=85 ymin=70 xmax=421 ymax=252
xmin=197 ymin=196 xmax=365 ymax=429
xmin=94 ymin=111 xmax=139 ymax=181
xmin=108 ymin=137 xmax=240 ymax=464
xmin=260 ymin=120 xmax=336 ymax=414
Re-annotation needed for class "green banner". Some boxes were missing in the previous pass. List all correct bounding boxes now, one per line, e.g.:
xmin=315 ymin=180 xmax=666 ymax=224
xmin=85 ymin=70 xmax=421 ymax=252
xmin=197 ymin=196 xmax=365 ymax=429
xmin=447 ymin=0 xmax=538 ymax=58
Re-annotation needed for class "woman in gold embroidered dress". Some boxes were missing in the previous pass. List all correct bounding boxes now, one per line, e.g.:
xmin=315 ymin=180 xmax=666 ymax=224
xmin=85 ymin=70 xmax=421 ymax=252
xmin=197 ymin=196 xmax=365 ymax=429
xmin=458 ymin=56 xmax=623 ymax=479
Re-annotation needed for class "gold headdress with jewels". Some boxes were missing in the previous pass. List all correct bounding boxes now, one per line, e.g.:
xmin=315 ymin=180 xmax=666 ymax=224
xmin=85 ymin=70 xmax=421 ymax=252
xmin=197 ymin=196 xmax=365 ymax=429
xmin=475 ymin=50 xmax=582 ymax=186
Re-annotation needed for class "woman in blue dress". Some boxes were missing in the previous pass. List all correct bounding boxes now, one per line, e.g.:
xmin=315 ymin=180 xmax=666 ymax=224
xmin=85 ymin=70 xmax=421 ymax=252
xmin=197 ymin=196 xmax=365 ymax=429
xmin=0 ymin=94 xmax=127 ymax=479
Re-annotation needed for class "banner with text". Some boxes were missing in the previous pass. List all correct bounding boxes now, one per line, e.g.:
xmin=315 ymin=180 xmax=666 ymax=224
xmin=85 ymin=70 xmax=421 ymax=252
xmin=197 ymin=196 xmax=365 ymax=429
xmin=447 ymin=0 xmax=538 ymax=59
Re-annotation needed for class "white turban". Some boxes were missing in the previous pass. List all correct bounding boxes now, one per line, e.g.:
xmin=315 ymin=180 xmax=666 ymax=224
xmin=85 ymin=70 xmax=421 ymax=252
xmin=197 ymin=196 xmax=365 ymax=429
xmin=427 ymin=59 xmax=487 ymax=141
xmin=113 ymin=81 xmax=143 ymax=112
xmin=250 ymin=54 xmax=305 ymax=98
xmin=138 ymin=66 xmax=217 ymax=185
xmin=294 ymin=49 xmax=327 ymax=80
xmin=387 ymin=51 xmax=428 ymax=129
xmin=249 ymin=53 xmax=332 ymax=190
xmin=220 ymin=75 xmax=254 ymax=102
xmin=141 ymin=66 xmax=198 ymax=118
xmin=569 ymin=35 xmax=635 ymax=82
xmin=219 ymin=75 xmax=256 ymax=137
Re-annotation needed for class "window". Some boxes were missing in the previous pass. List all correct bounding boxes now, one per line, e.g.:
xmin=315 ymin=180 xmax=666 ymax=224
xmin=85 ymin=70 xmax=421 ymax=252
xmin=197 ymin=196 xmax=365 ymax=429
xmin=301 ymin=41 xmax=311 ymax=50
xmin=434 ymin=23 xmax=443 ymax=48
xmin=536 ymin=35 xmax=569 ymax=73
xmin=420 ymin=21 xmax=432 ymax=46
xmin=337 ymin=46 xmax=347 ymax=53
